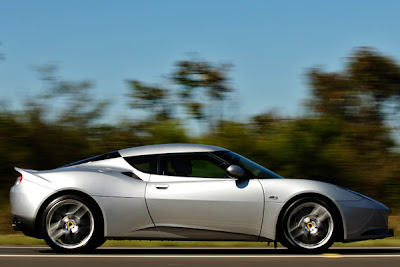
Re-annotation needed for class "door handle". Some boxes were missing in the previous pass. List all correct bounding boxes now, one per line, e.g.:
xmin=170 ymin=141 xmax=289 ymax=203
xmin=155 ymin=184 xmax=169 ymax=189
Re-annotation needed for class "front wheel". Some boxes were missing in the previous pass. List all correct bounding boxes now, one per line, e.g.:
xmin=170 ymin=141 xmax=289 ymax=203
xmin=41 ymin=195 xmax=104 ymax=252
xmin=280 ymin=198 xmax=337 ymax=252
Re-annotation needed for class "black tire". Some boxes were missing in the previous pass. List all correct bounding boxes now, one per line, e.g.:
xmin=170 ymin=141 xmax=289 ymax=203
xmin=41 ymin=195 xmax=104 ymax=252
xmin=279 ymin=197 xmax=337 ymax=253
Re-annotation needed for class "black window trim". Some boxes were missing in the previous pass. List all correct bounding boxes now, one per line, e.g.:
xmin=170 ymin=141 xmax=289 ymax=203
xmin=60 ymin=151 xmax=121 ymax=168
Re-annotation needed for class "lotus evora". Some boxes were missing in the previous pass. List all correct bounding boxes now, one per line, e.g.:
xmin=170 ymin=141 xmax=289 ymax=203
xmin=10 ymin=144 xmax=393 ymax=252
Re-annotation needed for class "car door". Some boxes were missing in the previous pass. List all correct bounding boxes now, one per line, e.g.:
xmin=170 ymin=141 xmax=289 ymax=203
xmin=145 ymin=152 xmax=265 ymax=240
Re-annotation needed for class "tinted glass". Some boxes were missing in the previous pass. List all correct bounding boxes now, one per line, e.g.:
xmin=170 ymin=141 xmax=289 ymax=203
xmin=212 ymin=151 xmax=282 ymax=179
xmin=160 ymin=153 xmax=229 ymax=178
xmin=124 ymin=155 xmax=157 ymax=174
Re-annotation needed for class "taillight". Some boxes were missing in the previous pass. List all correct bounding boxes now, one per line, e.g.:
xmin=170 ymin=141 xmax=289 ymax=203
xmin=15 ymin=175 xmax=22 ymax=185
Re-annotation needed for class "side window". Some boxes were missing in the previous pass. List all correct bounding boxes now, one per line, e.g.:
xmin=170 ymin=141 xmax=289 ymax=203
xmin=159 ymin=153 xmax=229 ymax=178
xmin=123 ymin=155 xmax=157 ymax=174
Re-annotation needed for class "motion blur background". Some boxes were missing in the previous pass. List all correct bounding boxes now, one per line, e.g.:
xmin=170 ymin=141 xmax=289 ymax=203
xmin=1 ymin=1 xmax=400 ymax=237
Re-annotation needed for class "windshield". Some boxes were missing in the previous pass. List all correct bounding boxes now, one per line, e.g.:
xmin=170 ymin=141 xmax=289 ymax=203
xmin=212 ymin=151 xmax=283 ymax=179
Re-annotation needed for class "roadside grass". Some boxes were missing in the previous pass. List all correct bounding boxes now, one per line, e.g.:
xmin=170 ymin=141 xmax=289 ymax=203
xmin=0 ymin=234 xmax=267 ymax=247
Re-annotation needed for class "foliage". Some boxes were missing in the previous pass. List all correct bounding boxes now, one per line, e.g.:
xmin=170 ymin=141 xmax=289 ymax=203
xmin=171 ymin=58 xmax=232 ymax=120
xmin=127 ymin=56 xmax=233 ymax=129
xmin=0 ymin=41 xmax=4 ymax=61
xmin=33 ymin=64 xmax=109 ymax=128
xmin=127 ymin=80 xmax=171 ymax=121
xmin=308 ymin=47 xmax=400 ymax=126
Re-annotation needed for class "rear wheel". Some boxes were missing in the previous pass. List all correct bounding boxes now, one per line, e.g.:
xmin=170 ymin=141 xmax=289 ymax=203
xmin=280 ymin=197 xmax=337 ymax=252
xmin=41 ymin=195 xmax=104 ymax=252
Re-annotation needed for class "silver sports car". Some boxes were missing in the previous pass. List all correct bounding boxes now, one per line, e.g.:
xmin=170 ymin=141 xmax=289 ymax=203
xmin=10 ymin=144 xmax=393 ymax=252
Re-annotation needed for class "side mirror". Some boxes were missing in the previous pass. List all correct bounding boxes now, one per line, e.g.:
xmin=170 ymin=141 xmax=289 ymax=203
xmin=226 ymin=165 xmax=245 ymax=179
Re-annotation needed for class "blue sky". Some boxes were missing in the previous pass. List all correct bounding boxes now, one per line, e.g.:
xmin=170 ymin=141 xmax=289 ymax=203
xmin=1 ymin=0 xmax=400 ymax=122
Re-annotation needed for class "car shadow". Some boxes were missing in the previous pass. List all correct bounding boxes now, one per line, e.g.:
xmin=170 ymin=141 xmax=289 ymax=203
xmin=38 ymin=247 xmax=400 ymax=255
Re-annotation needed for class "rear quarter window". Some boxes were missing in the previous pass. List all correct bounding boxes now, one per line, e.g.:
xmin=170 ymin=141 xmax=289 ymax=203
xmin=123 ymin=155 xmax=157 ymax=174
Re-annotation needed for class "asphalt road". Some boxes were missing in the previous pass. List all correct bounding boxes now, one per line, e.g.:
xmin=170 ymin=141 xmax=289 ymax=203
xmin=1 ymin=246 xmax=400 ymax=267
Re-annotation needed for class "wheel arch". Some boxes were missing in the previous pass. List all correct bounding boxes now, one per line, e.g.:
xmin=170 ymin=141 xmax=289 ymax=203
xmin=34 ymin=189 xmax=105 ymax=239
xmin=275 ymin=193 xmax=344 ymax=243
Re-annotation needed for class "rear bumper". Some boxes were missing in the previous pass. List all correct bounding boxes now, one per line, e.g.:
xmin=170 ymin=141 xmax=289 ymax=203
xmin=10 ymin=179 xmax=55 ymax=239
xmin=12 ymin=216 xmax=21 ymax=231
xmin=12 ymin=216 xmax=41 ymax=238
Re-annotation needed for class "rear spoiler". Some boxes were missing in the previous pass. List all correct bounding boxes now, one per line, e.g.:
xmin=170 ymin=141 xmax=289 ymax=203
xmin=14 ymin=167 xmax=52 ymax=184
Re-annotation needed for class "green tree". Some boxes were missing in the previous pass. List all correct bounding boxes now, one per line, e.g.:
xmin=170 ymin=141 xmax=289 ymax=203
xmin=127 ymin=80 xmax=171 ymax=121
xmin=33 ymin=64 xmax=109 ymax=128
xmin=308 ymin=47 xmax=400 ymax=126
xmin=126 ymin=56 xmax=234 ymax=132
xmin=306 ymin=47 xmax=400 ymax=200
xmin=0 ymin=65 xmax=110 ymax=190
xmin=0 ymin=41 xmax=4 ymax=61
xmin=171 ymin=57 xmax=233 ymax=122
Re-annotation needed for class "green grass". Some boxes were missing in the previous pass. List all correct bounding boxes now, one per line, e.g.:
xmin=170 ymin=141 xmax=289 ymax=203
xmin=0 ymin=234 xmax=46 ymax=246
xmin=0 ymin=234 xmax=268 ymax=247
xmin=0 ymin=233 xmax=399 ymax=247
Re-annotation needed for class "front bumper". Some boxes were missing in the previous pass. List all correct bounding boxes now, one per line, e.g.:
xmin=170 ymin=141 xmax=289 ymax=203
xmin=389 ymin=229 xmax=395 ymax=237
xmin=338 ymin=198 xmax=393 ymax=242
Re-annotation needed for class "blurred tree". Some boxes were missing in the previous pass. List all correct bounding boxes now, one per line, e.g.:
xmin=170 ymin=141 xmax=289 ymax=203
xmin=0 ymin=65 xmax=111 ymax=191
xmin=251 ymin=111 xmax=283 ymax=135
xmin=200 ymin=121 xmax=254 ymax=153
xmin=0 ymin=41 xmax=4 ymax=60
xmin=0 ymin=109 xmax=90 ymax=188
xmin=308 ymin=47 xmax=400 ymax=126
xmin=126 ymin=56 xmax=234 ymax=133
xmin=145 ymin=120 xmax=189 ymax=144
xmin=33 ymin=64 xmax=109 ymax=128
xmin=306 ymin=47 xmax=400 ymax=199
xmin=171 ymin=57 xmax=233 ymax=122
xmin=127 ymin=80 xmax=171 ymax=121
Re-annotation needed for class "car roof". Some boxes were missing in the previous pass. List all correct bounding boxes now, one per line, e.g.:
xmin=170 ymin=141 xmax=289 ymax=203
xmin=118 ymin=143 xmax=227 ymax=157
